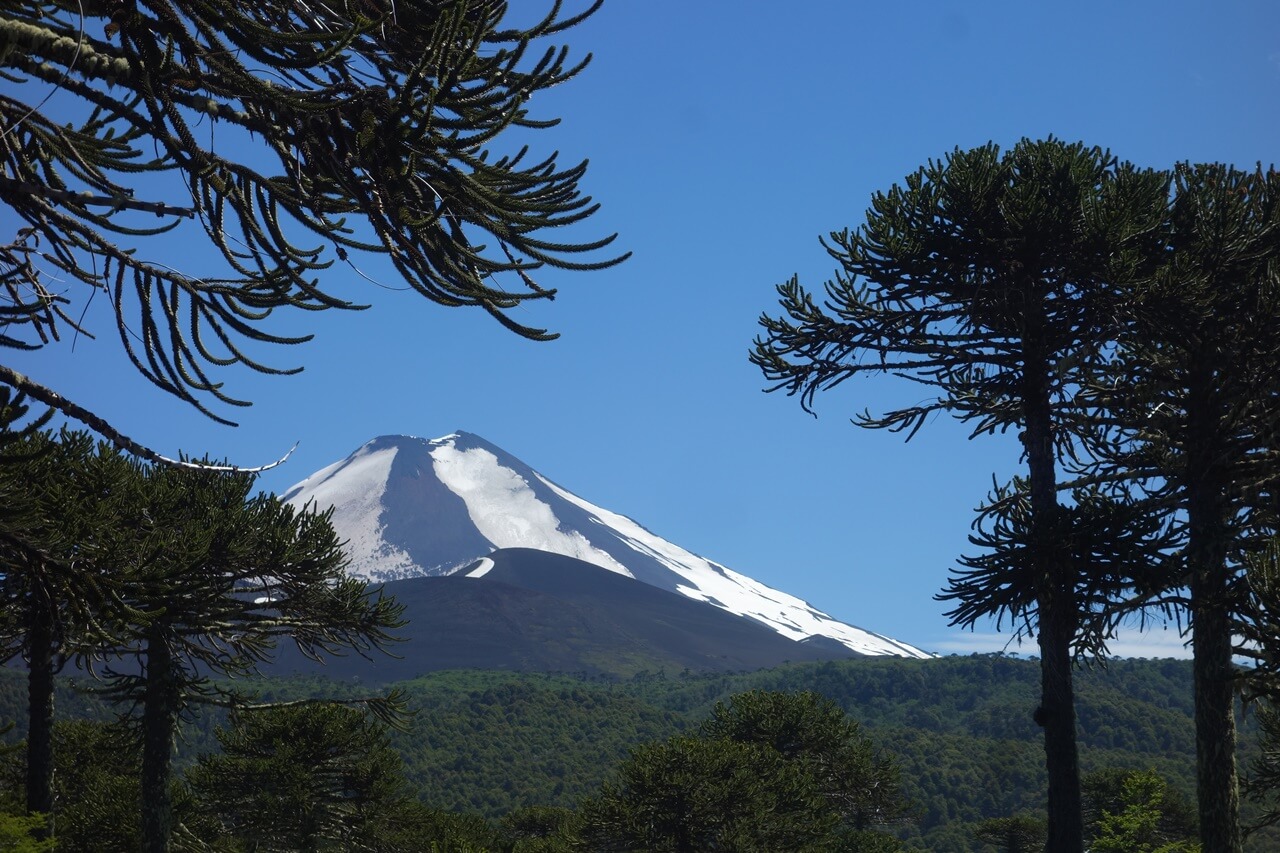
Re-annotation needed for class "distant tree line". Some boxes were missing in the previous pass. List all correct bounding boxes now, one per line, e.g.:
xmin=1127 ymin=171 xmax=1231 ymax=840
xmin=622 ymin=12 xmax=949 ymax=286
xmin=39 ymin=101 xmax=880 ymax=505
xmin=3 ymin=654 xmax=1269 ymax=851
xmin=1 ymin=672 xmax=914 ymax=850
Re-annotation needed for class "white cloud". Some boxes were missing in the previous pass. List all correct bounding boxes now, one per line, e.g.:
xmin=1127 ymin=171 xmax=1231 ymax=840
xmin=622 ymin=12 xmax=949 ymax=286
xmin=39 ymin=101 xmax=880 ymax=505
xmin=931 ymin=628 xmax=1193 ymax=660
xmin=931 ymin=632 xmax=1037 ymax=656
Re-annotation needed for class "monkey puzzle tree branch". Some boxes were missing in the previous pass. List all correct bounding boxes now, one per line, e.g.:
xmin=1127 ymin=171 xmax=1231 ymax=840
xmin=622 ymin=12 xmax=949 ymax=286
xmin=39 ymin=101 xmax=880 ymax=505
xmin=0 ymin=176 xmax=195 ymax=218
xmin=0 ymin=364 xmax=296 ymax=471
xmin=0 ymin=0 xmax=627 ymax=455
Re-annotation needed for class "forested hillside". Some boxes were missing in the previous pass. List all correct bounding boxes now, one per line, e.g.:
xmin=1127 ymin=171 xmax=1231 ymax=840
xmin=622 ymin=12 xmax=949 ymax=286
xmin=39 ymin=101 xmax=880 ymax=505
xmin=383 ymin=655 xmax=1238 ymax=850
xmin=3 ymin=654 xmax=1271 ymax=851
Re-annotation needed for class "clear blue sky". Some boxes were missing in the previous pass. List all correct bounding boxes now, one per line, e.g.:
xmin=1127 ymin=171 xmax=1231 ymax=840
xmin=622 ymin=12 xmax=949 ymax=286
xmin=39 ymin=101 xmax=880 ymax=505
xmin=8 ymin=1 xmax=1279 ymax=656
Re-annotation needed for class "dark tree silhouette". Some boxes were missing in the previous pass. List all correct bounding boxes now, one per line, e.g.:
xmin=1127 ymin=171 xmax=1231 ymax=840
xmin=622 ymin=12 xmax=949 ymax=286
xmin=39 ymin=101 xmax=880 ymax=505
xmin=188 ymin=704 xmax=407 ymax=852
xmin=0 ymin=0 xmax=627 ymax=459
xmin=579 ymin=735 xmax=832 ymax=852
xmin=973 ymin=814 xmax=1047 ymax=853
xmin=752 ymin=138 xmax=1168 ymax=852
xmin=0 ymin=429 xmax=138 ymax=826
xmin=85 ymin=458 xmax=403 ymax=853
xmin=699 ymin=689 xmax=908 ymax=834
xmin=1081 ymin=164 xmax=1280 ymax=853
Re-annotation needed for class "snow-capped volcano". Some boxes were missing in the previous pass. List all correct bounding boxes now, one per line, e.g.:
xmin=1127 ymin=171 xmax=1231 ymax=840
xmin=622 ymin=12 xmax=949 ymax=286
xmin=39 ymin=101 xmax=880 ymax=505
xmin=281 ymin=432 xmax=930 ymax=659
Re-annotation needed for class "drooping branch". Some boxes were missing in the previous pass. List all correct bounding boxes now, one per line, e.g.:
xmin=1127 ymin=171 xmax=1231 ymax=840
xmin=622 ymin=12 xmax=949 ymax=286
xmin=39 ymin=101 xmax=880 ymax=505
xmin=0 ymin=176 xmax=195 ymax=218
xmin=0 ymin=364 xmax=295 ymax=471
xmin=0 ymin=0 xmax=628 ymax=448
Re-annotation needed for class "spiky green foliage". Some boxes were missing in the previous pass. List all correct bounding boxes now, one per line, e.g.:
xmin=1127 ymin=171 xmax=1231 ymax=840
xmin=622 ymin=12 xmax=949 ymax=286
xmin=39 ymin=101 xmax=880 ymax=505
xmin=92 ymin=460 xmax=405 ymax=706
xmin=63 ymin=457 xmax=405 ymax=852
xmin=1243 ymin=698 xmax=1280 ymax=837
xmin=0 ymin=428 xmax=143 ymax=820
xmin=942 ymin=479 xmax=1174 ymax=658
xmin=1086 ymin=769 xmax=1201 ymax=852
xmin=972 ymin=815 xmax=1047 ymax=853
xmin=579 ymin=735 xmax=833 ymax=853
xmin=751 ymin=137 xmax=1170 ymax=853
xmin=579 ymin=690 xmax=907 ymax=852
xmin=0 ymin=811 xmax=53 ymax=852
xmin=1241 ymin=540 xmax=1280 ymax=838
xmin=35 ymin=721 xmax=142 ymax=853
xmin=498 ymin=806 xmax=582 ymax=852
xmin=187 ymin=703 xmax=408 ymax=852
xmin=0 ymin=0 xmax=626 ymax=451
xmin=1083 ymin=768 xmax=1198 ymax=851
xmin=1078 ymin=164 xmax=1280 ymax=853
xmin=698 ymin=690 xmax=908 ymax=833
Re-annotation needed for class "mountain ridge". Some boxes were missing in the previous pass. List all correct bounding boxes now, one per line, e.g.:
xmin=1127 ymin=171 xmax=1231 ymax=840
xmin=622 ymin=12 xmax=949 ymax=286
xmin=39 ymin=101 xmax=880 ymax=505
xmin=282 ymin=431 xmax=931 ymax=659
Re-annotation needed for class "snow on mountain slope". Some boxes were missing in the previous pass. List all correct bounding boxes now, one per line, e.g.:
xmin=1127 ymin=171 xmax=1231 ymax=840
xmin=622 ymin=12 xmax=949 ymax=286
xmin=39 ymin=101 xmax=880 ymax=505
xmin=279 ymin=441 xmax=417 ymax=580
xmin=430 ymin=441 xmax=631 ymax=575
xmin=280 ymin=432 xmax=931 ymax=659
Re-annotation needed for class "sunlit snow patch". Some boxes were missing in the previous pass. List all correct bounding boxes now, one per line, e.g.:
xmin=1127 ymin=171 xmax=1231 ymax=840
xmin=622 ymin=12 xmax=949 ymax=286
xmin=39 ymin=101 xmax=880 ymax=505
xmin=281 ymin=441 xmax=417 ymax=580
xmin=430 ymin=444 xmax=632 ymax=577
xmin=534 ymin=474 xmax=932 ymax=659
xmin=281 ymin=432 xmax=932 ymax=659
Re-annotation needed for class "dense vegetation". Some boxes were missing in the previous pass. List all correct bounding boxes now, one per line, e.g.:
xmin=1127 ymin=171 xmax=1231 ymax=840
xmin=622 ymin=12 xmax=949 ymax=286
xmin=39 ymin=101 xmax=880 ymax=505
xmin=1 ymin=654 xmax=1272 ymax=850
xmin=0 ymin=429 xmax=404 ymax=851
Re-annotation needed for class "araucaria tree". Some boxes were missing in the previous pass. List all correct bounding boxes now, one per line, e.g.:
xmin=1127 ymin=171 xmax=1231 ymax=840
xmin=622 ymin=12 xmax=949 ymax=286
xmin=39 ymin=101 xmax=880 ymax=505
xmin=752 ymin=138 xmax=1168 ymax=853
xmin=698 ymin=690 xmax=908 ymax=835
xmin=0 ymin=430 xmax=403 ymax=851
xmin=1082 ymin=164 xmax=1280 ymax=852
xmin=0 ymin=0 xmax=626 ymax=454
xmin=1241 ymin=541 xmax=1280 ymax=837
xmin=187 ymin=703 xmax=409 ymax=852
xmin=91 ymin=458 xmax=403 ymax=853
xmin=579 ymin=690 xmax=907 ymax=852
xmin=0 ymin=429 xmax=138 ymax=825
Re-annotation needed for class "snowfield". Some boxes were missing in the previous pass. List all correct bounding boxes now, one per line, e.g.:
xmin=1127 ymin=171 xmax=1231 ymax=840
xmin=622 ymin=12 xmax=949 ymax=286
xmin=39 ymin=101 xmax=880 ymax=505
xmin=281 ymin=443 xmax=418 ymax=580
xmin=282 ymin=432 xmax=932 ymax=659
xmin=431 ymin=443 xmax=632 ymax=577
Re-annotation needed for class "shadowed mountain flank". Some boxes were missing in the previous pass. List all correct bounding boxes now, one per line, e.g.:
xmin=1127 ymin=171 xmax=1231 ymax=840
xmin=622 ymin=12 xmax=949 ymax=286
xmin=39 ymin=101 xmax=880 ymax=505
xmin=281 ymin=432 xmax=933 ymax=658
xmin=267 ymin=549 xmax=857 ymax=682
xmin=374 ymin=435 xmax=494 ymax=574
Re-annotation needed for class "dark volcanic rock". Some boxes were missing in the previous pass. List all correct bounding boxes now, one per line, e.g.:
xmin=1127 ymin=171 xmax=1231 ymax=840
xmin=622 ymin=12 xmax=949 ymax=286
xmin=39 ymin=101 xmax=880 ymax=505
xmin=266 ymin=549 xmax=857 ymax=683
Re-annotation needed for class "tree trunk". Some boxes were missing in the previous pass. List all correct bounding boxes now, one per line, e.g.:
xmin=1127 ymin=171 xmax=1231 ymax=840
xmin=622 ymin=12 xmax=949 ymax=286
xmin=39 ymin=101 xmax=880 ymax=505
xmin=1022 ymin=313 xmax=1083 ymax=853
xmin=1190 ymin=583 xmax=1240 ymax=853
xmin=1184 ymin=371 xmax=1242 ymax=853
xmin=140 ymin=631 xmax=179 ymax=853
xmin=1037 ymin=595 xmax=1082 ymax=853
xmin=25 ymin=599 xmax=55 ymax=832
